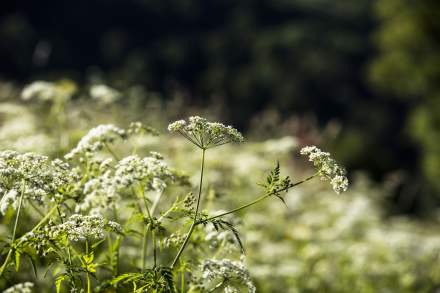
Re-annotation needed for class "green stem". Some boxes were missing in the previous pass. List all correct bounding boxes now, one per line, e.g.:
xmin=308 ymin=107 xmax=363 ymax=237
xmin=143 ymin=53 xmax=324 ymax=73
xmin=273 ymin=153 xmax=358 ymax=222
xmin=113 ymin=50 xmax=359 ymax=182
xmin=86 ymin=240 xmax=91 ymax=293
xmin=57 ymin=205 xmax=73 ymax=267
xmin=141 ymin=227 xmax=148 ymax=271
xmin=104 ymin=142 xmax=120 ymax=161
xmin=152 ymin=229 xmax=157 ymax=268
xmin=11 ymin=181 xmax=25 ymax=243
xmin=208 ymin=278 xmax=226 ymax=292
xmin=171 ymin=148 xmax=206 ymax=268
xmin=111 ymin=202 xmax=120 ymax=277
xmin=29 ymin=200 xmax=45 ymax=218
xmin=180 ymin=268 xmax=185 ymax=293
xmin=198 ymin=173 xmax=318 ymax=224
xmin=0 ymin=181 xmax=25 ymax=275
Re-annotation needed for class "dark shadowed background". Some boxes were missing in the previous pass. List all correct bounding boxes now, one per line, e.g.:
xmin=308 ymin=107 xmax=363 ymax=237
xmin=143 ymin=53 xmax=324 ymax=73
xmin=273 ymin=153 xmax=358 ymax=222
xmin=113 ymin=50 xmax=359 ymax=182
xmin=1 ymin=0 xmax=440 ymax=215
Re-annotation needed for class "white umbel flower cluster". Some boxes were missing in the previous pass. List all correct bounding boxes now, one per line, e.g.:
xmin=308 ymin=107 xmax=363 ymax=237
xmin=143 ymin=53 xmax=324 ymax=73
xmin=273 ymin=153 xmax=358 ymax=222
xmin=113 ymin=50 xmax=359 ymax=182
xmin=53 ymin=214 xmax=121 ymax=242
xmin=65 ymin=124 xmax=127 ymax=160
xmin=0 ymin=151 xmax=77 ymax=214
xmin=77 ymin=153 xmax=173 ymax=213
xmin=90 ymin=84 xmax=121 ymax=104
xmin=168 ymin=116 xmax=244 ymax=149
xmin=300 ymin=145 xmax=349 ymax=194
xmin=21 ymin=80 xmax=75 ymax=102
xmin=21 ymin=81 xmax=59 ymax=101
xmin=3 ymin=282 xmax=34 ymax=293
xmin=201 ymin=259 xmax=256 ymax=293
xmin=115 ymin=154 xmax=172 ymax=192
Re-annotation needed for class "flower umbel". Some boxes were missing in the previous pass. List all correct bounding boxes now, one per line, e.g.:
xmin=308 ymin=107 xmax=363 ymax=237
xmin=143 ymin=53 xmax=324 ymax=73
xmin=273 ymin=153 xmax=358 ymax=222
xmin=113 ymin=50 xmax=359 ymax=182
xmin=200 ymin=259 xmax=256 ymax=293
xmin=168 ymin=116 xmax=244 ymax=149
xmin=0 ymin=151 xmax=77 ymax=214
xmin=300 ymin=145 xmax=348 ymax=194
xmin=65 ymin=124 xmax=127 ymax=160
xmin=53 ymin=214 xmax=121 ymax=242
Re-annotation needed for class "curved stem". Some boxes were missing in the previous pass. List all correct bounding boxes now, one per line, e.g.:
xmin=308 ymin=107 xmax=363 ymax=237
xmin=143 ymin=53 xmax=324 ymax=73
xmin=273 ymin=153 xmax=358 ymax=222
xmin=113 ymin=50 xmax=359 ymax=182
xmin=198 ymin=173 xmax=318 ymax=224
xmin=171 ymin=148 xmax=206 ymax=268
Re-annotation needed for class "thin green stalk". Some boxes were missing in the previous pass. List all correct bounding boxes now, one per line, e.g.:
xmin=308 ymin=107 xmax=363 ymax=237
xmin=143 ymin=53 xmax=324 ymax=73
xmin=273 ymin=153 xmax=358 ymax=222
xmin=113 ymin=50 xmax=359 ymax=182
xmin=171 ymin=148 xmax=206 ymax=268
xmin=112 ymin=202 xmax=121 ymax=277
xmin=141 ymin=227 xmax=148 ymax=271
xmin=85 ymin=240 xmax=91 ymax=293
xmin=104 ymin=142 xmax=120 ymax=161
xmin=11 ymin=181 xmax=25 ymax=243
xmin=139 ymin=186 xmax=159 ymax=271
xmin=208 ymin=278 xmax=226 ymax=292
xmin=0 ymin=182 xmax=25 ymax=275
xmin=29 ymin=200 xmax=45 ymax=218
xmin=180 ymin=268 xmax=185 ymax=293
xmin=57 ymin=205 xmax=72 ymax=267
xmin=152 ymin=229 xmax=157 ymax=268
xmin=198 ymin=172 xmax=318 ymax=224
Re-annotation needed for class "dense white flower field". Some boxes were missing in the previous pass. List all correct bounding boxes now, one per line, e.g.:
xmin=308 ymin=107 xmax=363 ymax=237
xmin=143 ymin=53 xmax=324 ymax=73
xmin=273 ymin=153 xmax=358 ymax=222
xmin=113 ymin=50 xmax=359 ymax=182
xmin=0 ymin=81 xmax=439 ymax=292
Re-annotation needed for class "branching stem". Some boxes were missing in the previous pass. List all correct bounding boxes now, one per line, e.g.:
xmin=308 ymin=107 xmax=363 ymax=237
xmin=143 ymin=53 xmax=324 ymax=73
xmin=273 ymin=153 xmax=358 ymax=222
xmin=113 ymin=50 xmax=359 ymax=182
xmin=198 ymin=172 xmax=318 ymax=224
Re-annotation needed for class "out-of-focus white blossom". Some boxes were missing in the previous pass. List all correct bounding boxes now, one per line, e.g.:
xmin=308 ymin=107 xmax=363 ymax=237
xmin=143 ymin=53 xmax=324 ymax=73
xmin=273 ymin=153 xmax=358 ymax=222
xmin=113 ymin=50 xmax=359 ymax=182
xmin=3 ymin=282 xmax=34 ymax=293
xmin=300 ymin=145 xmax=348 ymax=194
xmin=263 ymin=136 xmax=298 ymax=154
xmin=77 ymin=153 xmax=173 ymax=213
xmin=0 ymin=189 xmax=18 ymax=215
xmin=168 ymin=116 xmax=244 ymax=149
xmin=201 ymin=259 xmax=256 ymax=293
xmin=65 ymin=124 xmax=126 ymax=160
xmin=21 ymin=80 xmax=75 ymax=102
xmin=90 ymin=84 xmax=121 ymax=104
xmin=21 ymin=81 xmax=58 ymax=101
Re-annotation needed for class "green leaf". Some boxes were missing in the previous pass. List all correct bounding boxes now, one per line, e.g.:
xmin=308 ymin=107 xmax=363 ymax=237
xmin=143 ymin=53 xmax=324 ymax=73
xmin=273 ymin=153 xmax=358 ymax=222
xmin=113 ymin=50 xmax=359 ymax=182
xmin=25 ymin=253 xmax=38 ymax=278
xmin=14 ymin=250 xmax=21 ymax=272
xmin=55 ymin=274 xmax=66 ymax=293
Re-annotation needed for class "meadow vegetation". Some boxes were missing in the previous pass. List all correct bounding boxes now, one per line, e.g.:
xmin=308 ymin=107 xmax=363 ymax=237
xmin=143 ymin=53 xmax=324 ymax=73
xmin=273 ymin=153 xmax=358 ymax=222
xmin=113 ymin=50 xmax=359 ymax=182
xmin=0 ymin=82 xmax=439 ymax=292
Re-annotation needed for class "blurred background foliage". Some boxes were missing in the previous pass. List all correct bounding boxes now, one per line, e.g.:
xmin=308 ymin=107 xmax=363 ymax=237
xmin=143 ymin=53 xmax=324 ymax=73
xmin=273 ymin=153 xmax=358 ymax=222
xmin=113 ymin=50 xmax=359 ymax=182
xmin=2 ymin=1 xmax=440 ymax=291
xmin=0 ymin=0 xmax=440 ymax=215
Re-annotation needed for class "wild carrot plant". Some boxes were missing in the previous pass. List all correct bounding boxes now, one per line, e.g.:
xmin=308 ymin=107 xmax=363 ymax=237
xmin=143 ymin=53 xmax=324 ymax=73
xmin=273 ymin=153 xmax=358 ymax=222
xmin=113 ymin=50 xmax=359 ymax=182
xmin=0 ymin=115 xmax=348 ymax=292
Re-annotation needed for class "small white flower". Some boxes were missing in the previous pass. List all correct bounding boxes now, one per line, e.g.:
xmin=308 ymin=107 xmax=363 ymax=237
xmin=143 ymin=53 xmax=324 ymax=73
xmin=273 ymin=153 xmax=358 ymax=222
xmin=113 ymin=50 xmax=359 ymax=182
xmin=54 ymin=214 xmax=119 ymax=242
xmin=201 ymin=259 xmax=256 ymax=293
xmin=65 ymin=124 xmax=126 ymax=160
xmin=331 ymin=175 xmax=349 ymax=194
xmin=300 ymin=145 xmax=349 ymax=194
xmin=168 ymin=116 xmax=244 ymax=149
xmin=0 ymin=151 xmax=77 ymax=214
xmin=21 ymin=80 xmax=75 ymax=102
xmin=21 ymin=81 xmax=58 ymax=101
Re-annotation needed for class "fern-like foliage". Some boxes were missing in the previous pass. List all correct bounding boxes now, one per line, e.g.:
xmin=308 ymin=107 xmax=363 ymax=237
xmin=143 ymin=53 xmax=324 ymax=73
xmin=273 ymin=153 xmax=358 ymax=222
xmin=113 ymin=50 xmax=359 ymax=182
xmin=204 ymin=219 xmax=245 ymax=254
xmin=259 ymin=162 xmax=293 ymax=206
xmin=107 ymin=266 xmax=176 ymax=292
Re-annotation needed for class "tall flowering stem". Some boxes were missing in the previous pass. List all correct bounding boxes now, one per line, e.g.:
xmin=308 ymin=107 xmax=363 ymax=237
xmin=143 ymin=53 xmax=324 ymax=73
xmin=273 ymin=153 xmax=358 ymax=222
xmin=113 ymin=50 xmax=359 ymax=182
xmin=169 ymin=117 xmax=243 ymax=268
xmin=171 ymin=148 xmax=206 ymax=268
